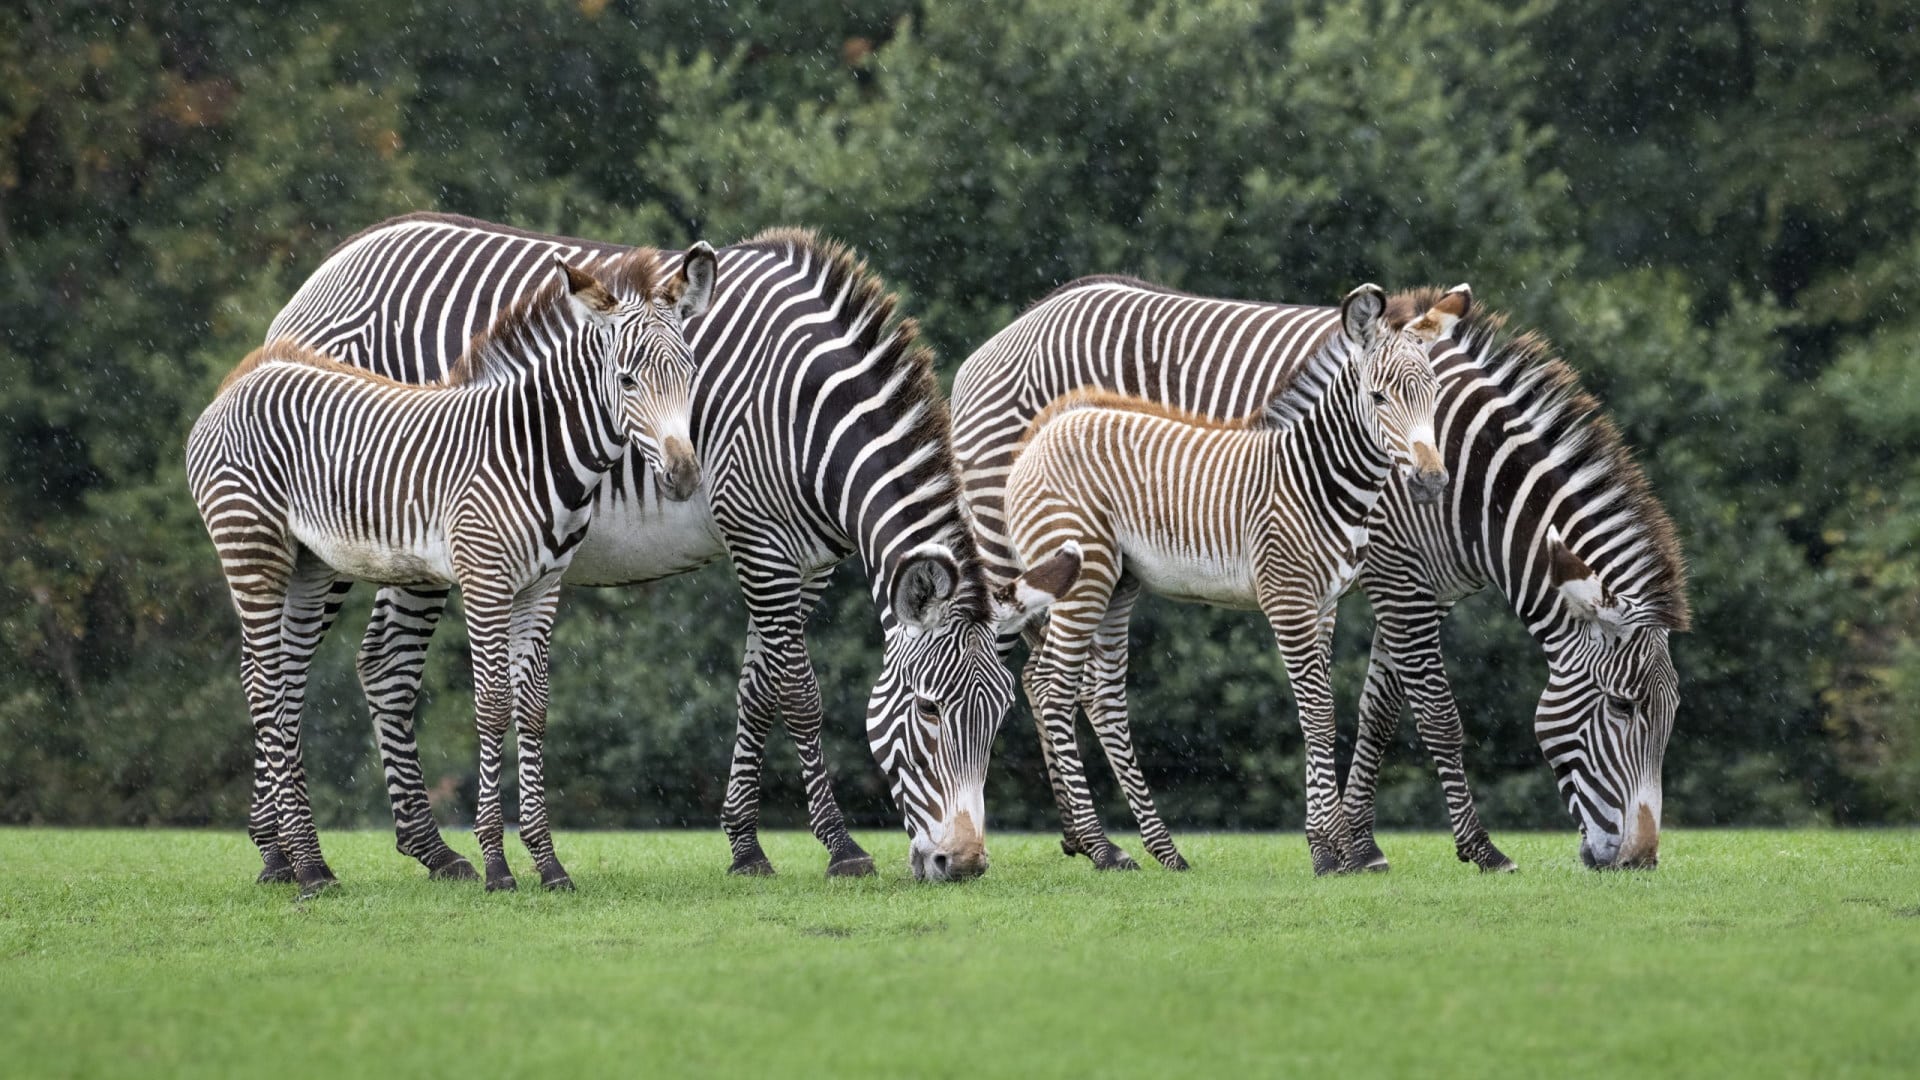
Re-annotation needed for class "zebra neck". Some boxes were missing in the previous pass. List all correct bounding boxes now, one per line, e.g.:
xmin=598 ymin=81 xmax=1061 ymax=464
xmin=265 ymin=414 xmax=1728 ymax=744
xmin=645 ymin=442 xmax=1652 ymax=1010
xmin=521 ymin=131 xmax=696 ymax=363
xmin=1276 ymin=362 xmax=1392 ymax=532
xmin=503 ymin=367 xmax=624 ymax=511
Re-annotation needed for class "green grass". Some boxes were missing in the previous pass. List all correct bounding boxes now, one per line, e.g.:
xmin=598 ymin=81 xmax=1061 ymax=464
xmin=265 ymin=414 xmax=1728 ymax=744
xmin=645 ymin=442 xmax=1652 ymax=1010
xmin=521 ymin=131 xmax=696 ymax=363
xmin=1 ymin=829 xmax=1915 ymax=1078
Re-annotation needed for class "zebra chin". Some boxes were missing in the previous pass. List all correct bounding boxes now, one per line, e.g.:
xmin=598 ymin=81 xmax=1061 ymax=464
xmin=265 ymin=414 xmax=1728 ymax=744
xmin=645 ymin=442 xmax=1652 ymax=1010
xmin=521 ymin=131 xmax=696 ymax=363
xmin=1579 ymin=799 xmax=1662 ymax=870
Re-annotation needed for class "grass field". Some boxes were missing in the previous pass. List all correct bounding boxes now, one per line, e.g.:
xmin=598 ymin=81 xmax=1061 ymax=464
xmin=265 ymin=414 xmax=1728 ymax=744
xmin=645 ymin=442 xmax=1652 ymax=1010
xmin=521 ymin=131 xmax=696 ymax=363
xmin=2 ymin=829 xmax=1915 ymax=1078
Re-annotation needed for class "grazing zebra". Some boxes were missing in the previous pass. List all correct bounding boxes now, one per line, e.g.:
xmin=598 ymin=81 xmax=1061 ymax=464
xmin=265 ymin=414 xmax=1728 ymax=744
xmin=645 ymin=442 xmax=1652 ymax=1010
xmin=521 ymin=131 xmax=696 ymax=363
xmin=953 ymin=276 xmax=1690 ymax=872
xmin=264 ymin=214 xmax=1075 ymax=882
xmin=188 ymin=249 xmax=713 ymax=896
xmin=1006 ymin=285 xmax=1449 ymax=874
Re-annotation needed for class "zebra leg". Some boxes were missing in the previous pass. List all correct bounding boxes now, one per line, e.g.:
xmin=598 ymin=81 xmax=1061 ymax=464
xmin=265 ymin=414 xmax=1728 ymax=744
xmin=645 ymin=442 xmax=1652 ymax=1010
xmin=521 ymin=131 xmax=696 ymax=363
xmin=1079 ymin=579 xmax=1187 ymax=870
xmin=1343 ymin=632 xmax=1407 ymax=872
xmin=459 ymin=585 xmax=518 ymax=892
xmin=269 ymin=559 xmax=347 ymax=898
xmin=1266 ymin=595 xmax=1362 ymax=876
xmin=1033 ymin=577 xmax=1136 ymax=871
xmin=508 ymin=581 xmax=573 ymax=891
xmin=1020 ymin=636 xmax=1084 ymax=859
xmin=356 ymin=585 xmax=476 ymax=880
xmin=721 ymin=624 xmax=780 ymax=875
xmin=775 ymin=575 xmax=871 ymax=877
xmin=1385 ymin=616 xmax=1515 ymax=872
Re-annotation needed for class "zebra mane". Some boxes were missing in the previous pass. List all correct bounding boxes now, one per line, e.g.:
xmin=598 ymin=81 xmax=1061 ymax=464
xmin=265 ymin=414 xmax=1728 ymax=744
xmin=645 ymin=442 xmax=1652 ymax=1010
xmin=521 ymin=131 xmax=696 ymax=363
xmin=218 ymin=339 xmax=418 ymax=396
xmin=444 ymin=248 xmax=666 ymax=387
xmin=1022 ymin=388 xmax=1262 ymax=445
xmin=1392 ymin=286 xmax=1691 ymax=631
xmin=738 ymin=227 xmax=992 ymax=621
xmin=1246 ymin=326 xmax=1351 ymax=433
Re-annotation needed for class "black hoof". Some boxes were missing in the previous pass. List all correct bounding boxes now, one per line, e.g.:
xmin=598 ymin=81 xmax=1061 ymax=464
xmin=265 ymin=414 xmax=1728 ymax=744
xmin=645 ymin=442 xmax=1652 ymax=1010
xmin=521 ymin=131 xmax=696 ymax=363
xmin=1311 ymin=850 xmax=1353 ymax=876
xmin=729 ymin=857 xmax=776 ymax=877
xmin=257 ymin=865 xmax=296 ymax=885
xmin=540 ymin=871 xmax=575 ymax=892
xmin=429 ymin=857 xmax=480 ymax=882
xmin=485 ymin=874 xmax=518 ymax=893
xmin=1480 ymin=857 xmax=1519 ymax=874
xmin=1159 ymin=852 xmax=1191 ymax=872
xmin=1060 ymin=837 xmax=1085 ymax=858
xmin=826 ymin=854 xmax=876 ymax=878
xmin=1351 ymin=836 xmax=1390 ymax=872
xmin=1091 ymin=847 xmax=1140 ymax=872
xmin=295 ymin=876 xmax=337 ymax=901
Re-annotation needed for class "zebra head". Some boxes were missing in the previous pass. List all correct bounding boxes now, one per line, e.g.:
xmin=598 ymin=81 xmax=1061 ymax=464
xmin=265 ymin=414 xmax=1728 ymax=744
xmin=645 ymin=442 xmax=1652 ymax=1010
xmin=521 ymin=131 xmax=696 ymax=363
xmin=880 ymin=541 xmax=1082 ymax=882
xmin=1342 ymin=283 xmax=1453 ymax=501
xmin=1540 ymin=527 xmax=1680 ymax=869
xmin=558 ymin=243 xmax=716 ymax=501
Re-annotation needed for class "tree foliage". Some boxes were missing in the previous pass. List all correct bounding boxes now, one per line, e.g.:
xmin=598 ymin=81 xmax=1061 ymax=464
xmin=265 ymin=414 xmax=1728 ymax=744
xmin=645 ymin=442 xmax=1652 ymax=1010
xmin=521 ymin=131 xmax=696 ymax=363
xmin=2 ymin=0 xmax=1914 ymax=831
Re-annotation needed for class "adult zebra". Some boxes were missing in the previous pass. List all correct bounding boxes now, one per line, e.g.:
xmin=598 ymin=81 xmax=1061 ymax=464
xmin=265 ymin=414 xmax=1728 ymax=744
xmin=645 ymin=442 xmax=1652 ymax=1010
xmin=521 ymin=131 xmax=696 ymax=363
xmin=952 ymin=277 xmax=1689 ymax=871
xmin=266 ymin=214 xmax=1075 ymax=882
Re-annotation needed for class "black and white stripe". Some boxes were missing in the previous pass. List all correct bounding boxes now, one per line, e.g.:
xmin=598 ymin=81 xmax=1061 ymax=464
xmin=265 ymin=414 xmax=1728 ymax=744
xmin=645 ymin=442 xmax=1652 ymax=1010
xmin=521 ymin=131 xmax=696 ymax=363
xmin=266 ymin=214 xmax=1072 ymax=881
xmin=189 ymin=250 xmax=707 ymax=896
xmin=953 ymin=277 xmax=1689 ymax=871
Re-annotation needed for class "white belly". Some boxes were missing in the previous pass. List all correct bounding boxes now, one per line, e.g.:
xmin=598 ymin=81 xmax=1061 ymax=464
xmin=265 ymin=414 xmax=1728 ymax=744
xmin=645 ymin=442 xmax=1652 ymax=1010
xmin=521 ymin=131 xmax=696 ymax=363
xmin=290 ymin=518 xmax=455 ymax=586
xmin=1117 ymin=530 xmax=1259 ymax=610
xmin=563 ymin=487 xmax=726 ymax=586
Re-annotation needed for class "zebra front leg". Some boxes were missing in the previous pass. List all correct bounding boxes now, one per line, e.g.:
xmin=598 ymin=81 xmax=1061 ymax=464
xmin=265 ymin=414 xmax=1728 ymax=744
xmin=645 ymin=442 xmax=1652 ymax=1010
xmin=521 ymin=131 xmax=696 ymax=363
xmin=1080 ymin=579 xmax=1187 ymax=870
xmin=460 ymin=586 xmax=519 ymax=892
xmin=357 ymin=585 xmax=476 ymax=880
xmin=721 ymin=624 xmax=780 ymax=875
xmin=508 ymin=581 xmax=573 ymax=891
xmin=1343 ymin=638 xmax=1406 ymax=872
xmin=260 ymin=561 xmax=347 ymax=897
xmin=1265 ymin=593 xmax=1361 ymax=875
xmin=770 ymin=576 xmax=871 ymax=877
xmin=1387 ymin=618 xmax=1514 ymax=872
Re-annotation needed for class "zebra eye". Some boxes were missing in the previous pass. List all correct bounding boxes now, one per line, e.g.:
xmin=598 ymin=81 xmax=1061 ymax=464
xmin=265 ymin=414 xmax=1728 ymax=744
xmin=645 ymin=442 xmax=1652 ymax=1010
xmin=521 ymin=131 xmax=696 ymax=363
xmin=619 ymin=373 xmax=637 ymax=391
xmin=915 ymin=695 xmax=940 ymax=721
xmin=1605 ymin=695 xmax=1635 ymax=718
xmin=1370 ymin=390 xmax=1388 ymax=406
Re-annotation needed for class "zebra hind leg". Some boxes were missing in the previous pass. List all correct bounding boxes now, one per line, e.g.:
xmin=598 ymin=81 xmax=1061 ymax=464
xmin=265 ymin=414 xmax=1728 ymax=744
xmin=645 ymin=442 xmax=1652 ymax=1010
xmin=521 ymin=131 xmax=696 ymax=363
xmin=358 ymin=586 xmax=478 ymax=881
xmin=1034 ymin=581 xmax=1136 ymax=872
xmin=272 ymin=560 xmax=348 ymax=898
xmin=1082 ymin=581 xmax=1187 ymax=871
xmin=721 ymin=625 xmax=780 ymax=876
xmin=1020 ymin=630 xmax=1085 ymax=860
xmin=1344 ymin=640 xmax=1406 ymax=873
xmin=458 ymin=585 xmax=520 ymax=892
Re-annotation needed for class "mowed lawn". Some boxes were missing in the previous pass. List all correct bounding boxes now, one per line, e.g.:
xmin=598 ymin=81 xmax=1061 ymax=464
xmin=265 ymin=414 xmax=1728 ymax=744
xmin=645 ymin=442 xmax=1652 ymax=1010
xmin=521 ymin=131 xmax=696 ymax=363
xmin=2 ymin=829 xmax=1915 ymax=1078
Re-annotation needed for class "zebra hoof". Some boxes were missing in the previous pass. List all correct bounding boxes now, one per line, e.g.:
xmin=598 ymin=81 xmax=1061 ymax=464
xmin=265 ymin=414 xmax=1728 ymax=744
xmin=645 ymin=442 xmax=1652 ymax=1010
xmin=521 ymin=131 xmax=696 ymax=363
xmin=826 ymin=854 xmax=876 ymax=878
xmin=1158 ymin=852 xmax=1191 ymax=872
xmin=729 ymin=856 xmax=776 ymax=877
xmin=429 ymin=856 xmax=480 ymax=882
xmin=1091 ymin=847 xmax=1139 ymax=872
xmin=294 ymin=876 xmax=338 ymax=901
xmin=256 ymin=864 xmax=296 ymax=885
xmin=540 ymin=871 xmax=575 ymax=892
xmin=1478 ymin=856 xmax=1519 ymax=874
xmin=1311 ymin=849 xmax=1354 ymax=876
xmin=485 ymin=874 xmax=518 ymax=893
xmin=1060 ymin=837 xmax=1085 ymax=858
xmin=1350 ymin=836 xmax=1390 ymax=872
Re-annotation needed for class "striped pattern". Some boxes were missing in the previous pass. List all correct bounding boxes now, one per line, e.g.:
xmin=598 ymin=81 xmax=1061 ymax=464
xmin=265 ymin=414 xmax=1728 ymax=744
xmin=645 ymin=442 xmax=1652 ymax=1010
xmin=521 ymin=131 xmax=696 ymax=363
xmin=1004 ymin=286 xmax=1447 ymax=874
xmin=953 ymin=276 xmax=1688 ymax=871
xmin=267 ymin=215 xmax=1074 ymax=881
xmin=189 ymin=251 xmax=703 ymax=895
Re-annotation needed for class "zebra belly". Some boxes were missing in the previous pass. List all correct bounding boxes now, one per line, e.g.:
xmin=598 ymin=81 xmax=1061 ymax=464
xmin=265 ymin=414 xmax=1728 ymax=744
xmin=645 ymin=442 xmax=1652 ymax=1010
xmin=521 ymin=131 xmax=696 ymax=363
xmin=561 ymin=487 xmax=726 ymax=586
xmin=1116 ymin=531 xmax=1260 ymax=610
xmin=288 ymin=518 xmax=455 ymax=586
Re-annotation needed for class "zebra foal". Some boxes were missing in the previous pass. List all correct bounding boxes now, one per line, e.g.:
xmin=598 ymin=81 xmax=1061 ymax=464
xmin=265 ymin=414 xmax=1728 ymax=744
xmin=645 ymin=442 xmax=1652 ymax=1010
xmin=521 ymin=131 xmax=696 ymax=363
xmin=1005 ymin=285 xmax=1449 ymax=874
xmin=187 ymin=247 xmax=714 ymax=896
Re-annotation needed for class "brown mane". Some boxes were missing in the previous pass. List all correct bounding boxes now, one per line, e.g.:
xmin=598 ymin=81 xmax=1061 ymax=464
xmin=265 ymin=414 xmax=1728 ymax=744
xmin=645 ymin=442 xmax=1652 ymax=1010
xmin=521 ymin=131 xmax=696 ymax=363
xmin=217 ymin=339 xmax=418 ymax=396
xmin=1388 ymin=286 xmax=1691 ymax=631
xmin=1022 ymin=387 xmax=1264 ymax=446
xmin=444 ymin=247 xmax=667 ymax=387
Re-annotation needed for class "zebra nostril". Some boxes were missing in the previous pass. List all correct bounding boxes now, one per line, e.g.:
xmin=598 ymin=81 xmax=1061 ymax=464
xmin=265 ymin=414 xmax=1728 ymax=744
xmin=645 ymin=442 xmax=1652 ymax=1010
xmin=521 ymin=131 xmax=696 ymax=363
xmin=932 ymin=852 xmax=950 ymax=875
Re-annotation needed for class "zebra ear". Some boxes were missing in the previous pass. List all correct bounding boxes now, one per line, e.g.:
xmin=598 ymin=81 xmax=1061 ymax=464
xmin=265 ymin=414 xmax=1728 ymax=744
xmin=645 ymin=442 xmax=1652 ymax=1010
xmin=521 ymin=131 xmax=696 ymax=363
xmin=1547 ymin=527 xmax=1626 ymax=642
xmin=1341 ymin=284 xmax=1387 ymax=348
xmin=669 ymin=242 xmax=717 ymax=322
xmin=556 ymin=258 xmax=616 ymax=325
xmin=1408 ymin=283 xmax=1472 ymax=342
xmin=892 ymin=543 xmax=961 ymax=634
xmin=991 ymin=542 xmax=1082 ymax=633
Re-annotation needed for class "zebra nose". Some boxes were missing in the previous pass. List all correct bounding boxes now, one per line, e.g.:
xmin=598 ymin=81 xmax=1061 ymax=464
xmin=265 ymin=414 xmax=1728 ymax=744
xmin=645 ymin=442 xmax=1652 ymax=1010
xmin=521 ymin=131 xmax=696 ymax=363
xmin=659 ymin=436 xmax=699 ymax=501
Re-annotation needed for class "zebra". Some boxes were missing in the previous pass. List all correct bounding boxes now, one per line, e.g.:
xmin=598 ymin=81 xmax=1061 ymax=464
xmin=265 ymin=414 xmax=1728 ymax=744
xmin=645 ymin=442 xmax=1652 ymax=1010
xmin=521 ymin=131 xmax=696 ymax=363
xmin=1005 ymin=284 xmax=1448 ymax=875
xmin=188 ymin=248 xmax=713 ymax=897
xmin=263 ymin=214 xmax=1076 ymax=883
xmin=952 ymin=276 xmax=1690 ymax=872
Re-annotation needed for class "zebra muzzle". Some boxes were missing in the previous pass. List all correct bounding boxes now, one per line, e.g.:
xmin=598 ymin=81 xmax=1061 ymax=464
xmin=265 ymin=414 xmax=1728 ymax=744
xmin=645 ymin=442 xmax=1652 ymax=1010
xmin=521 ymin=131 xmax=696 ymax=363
xmin=658 ymin=436 xmax=700 ymax=501
xmin=1407 ymin=443 xmax=1448 ymax=503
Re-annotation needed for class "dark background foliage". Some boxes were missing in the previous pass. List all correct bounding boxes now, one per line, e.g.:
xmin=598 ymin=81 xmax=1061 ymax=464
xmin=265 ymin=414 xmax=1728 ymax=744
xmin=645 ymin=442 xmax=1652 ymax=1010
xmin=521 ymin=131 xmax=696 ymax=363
xmin=3 ymin=0 xmax=1916 ymax=835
